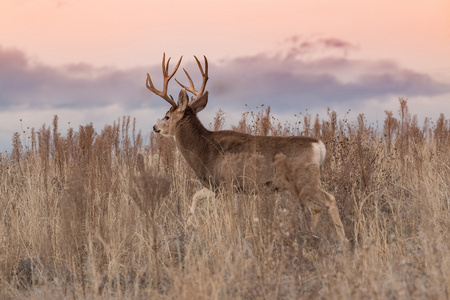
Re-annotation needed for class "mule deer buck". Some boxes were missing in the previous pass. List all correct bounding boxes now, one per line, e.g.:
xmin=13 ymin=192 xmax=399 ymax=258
xmin=147 ymin=54 xmax=347 ymax=244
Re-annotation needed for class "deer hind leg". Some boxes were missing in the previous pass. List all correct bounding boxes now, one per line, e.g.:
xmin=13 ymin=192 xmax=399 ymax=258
xmin=321 ymin=189 xmax=347 ymax=245
xmin=299 ymin=186 xmax=322 ymax=238
xmin=309 ymin=202 xmax=323 ymax=232
xmin=187 ymin=188 xmax=215 ymax=227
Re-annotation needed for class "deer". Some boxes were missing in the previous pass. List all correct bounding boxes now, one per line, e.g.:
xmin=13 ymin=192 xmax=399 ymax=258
xmin=146 ymin=54 xmax=347 ymax=245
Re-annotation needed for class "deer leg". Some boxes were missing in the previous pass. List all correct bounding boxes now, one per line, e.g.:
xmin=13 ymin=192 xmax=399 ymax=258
xmin=321 ymin=190 xmax=347 ymax=245
xmin=298 ymin=186 xmax=322 ymax=239
xmin=309 ymin=202 xmax=322 ymax=232
xmin=187 ymin=188 xmax=214 ymax=227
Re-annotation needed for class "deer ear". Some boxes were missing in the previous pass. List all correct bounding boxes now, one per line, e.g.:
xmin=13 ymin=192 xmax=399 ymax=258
xmin=189 ymin=91 xmax=209 ymax=114
xmin=177 ymin=89 xmax=189 ymax=112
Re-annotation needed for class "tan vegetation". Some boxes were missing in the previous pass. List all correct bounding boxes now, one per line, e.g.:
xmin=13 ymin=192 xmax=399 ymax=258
xmin=0 ymin=100 xmax=449 ymax=299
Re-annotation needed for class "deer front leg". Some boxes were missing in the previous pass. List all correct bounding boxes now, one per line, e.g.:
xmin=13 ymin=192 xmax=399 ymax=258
xmin=187 ymin=188 xmax=215 ymax=228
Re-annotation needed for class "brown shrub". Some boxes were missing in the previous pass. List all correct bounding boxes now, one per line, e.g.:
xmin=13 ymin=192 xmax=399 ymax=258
xmin=0 ymin=101 xmax=449 ymax=299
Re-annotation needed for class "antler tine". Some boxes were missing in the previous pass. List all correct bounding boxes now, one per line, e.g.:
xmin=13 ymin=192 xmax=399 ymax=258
xmin=195 ymin=55 xmax=208 ymax=96
xmin=146 ymin=53 xmax=182 ymax=108
xmin=166 ymin=56 xmax=183 ymax=81
xmin=175 ymin=55 xmax=209 ymax=102
xmin=162 ymin=52 xmax=167 ymax=75
xmin=175 ymin=69 xmax=195 ymax=93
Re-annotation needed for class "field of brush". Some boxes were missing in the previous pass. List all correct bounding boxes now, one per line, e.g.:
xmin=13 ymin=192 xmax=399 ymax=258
xmin=0 ymin=99 xmax=449 ymax=299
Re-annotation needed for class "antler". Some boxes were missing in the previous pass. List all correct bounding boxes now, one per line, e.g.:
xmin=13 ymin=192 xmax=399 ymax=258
xmin=146 ymin=53 xmax=183 ymax=108
xmin=175 ymin=55 xmax=209 ymax=103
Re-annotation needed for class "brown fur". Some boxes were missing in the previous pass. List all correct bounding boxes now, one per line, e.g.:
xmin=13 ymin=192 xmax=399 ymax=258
xmin=174 ymin=106 xmax=319 ymax=190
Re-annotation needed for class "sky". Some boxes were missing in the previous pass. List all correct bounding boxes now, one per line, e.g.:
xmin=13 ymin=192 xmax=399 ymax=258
xmin=1 ymin=0 xmax=449 ymax=152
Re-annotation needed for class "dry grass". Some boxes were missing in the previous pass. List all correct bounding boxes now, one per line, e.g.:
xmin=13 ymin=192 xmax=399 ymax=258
xmin=0 ymin=100 xmax=449 ymax=299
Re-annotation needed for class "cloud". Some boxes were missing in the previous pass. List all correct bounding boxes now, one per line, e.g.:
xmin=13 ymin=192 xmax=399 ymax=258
xmin=206 ymin=36 xmax=450 ymax=114
xmin=281 ymin=36 xmax=358 ymax=60
xmin=2 ymin=40 xmax=449 ymax=113
xmin=0 ymin=46 xmax=164 ymax=110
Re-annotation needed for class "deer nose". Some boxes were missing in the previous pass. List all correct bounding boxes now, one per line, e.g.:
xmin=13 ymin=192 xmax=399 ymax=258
xmin=153 ymin=125 xmax=160 ymax=133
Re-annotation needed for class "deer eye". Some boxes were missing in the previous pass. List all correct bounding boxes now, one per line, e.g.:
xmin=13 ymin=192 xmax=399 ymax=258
xmin=164 ymin=116 xmax=169 ymax=120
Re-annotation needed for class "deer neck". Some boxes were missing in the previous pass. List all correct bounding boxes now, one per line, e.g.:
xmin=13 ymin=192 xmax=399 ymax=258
xmin=174 ymin=110 xmax=214 ymax=183
xmin=174 ymin=110 xmax=210 ymax=144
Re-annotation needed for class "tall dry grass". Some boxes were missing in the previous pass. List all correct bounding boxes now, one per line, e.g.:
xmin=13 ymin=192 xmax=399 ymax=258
xmin=0 ymin=99 xmax=449 ymax=299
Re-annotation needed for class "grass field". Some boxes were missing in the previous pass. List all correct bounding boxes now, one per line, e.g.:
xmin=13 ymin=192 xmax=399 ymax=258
xmin=0 ymin=99 xmax=449 ymax=299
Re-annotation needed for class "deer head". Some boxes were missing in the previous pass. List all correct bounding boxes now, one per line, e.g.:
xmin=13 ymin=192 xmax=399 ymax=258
xmin=147 ymin=53 xmax=209 ymax=137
